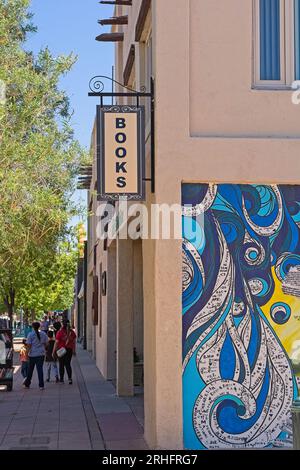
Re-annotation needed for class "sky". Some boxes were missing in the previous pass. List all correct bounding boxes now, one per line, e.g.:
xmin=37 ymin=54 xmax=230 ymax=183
xmin=25 ymin=0 xmax=115 ymax=223
xmin=26 ymin=0 xmax=114 ymax=148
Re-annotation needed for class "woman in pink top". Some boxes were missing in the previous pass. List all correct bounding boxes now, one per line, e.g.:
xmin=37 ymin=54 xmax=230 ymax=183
xmin=53 ymin=319 xmax=76 ymax=384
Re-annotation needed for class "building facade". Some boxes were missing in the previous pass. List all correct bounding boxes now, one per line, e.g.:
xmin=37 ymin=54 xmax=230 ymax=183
xmin=78 ymin=0 xmax=300 ymax=450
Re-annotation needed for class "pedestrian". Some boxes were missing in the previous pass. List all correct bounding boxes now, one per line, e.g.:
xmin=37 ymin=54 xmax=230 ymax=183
xmin=53 ymin=319 xmax=76 ymax=384
xmin=19 ymin=339 xmax=29 ymax=379
xmin=40 ymin=315 xmax=50 ymax=333
xmin=23 ymin=322 xmax=48 ymax=390
xmin=52 ymin=319 xmax=61 ymax=337
xmin=45 ymin=330 xmax=59 ymax=383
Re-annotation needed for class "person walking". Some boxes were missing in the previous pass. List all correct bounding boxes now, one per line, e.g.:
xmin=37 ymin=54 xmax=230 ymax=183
xmin=45 ymin=330 xmax=59 ymax=383
xmin=40 ymin=315 xmax=50 ymax=333
xmin=53 ymin=320 xmax=76 ymax=384
xmin=19 ymin=339 xmax=29 ymax=380
xmin=23 ymin=322 xmax=48 ymax=390
xmin=52 ymin=319 xmax=61 ymax=337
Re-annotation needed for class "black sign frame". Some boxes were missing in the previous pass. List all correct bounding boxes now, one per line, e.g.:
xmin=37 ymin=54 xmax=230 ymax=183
xmin=97 ymin=105 xmax=146 ymax=202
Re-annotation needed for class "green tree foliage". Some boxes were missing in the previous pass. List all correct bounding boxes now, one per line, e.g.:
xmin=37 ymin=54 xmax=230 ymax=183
xmin=0 ymin=0 xmax=87 ymax=318
xmin=17 ymin=236 xmax=79 ymax=316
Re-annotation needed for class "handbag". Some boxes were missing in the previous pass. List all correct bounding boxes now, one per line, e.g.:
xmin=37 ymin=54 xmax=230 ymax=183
xmin=56 ymin=347 xmax=67 ymax=358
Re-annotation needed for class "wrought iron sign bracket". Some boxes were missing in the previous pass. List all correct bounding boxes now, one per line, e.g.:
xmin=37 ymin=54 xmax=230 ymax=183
xmin=88 ymin=75 xmax=155 ymax=194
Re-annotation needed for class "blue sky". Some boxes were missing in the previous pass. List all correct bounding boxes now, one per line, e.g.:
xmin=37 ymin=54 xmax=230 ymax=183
xmin=26 ymin=0 xmax=114 ymax=148
xmin=25 ymin=0 xmax=115 ymax=223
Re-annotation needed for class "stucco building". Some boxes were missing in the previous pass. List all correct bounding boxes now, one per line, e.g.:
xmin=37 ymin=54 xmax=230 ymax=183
xmin=76 ymin=0 xmax=300 ymax=450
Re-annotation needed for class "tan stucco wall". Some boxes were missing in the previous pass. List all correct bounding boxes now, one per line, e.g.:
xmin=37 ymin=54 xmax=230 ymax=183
xmin=116 ymin=238 xmax=134 ymax=396
xmin=106 ymin=242 xmax=117 ymax=380
xmin=94 ymin=240 xmax=117 ymax=381
xmin=86 ymin=269 xmax=94 ymax=355
xmin=94 ymin=243 xmax=108 ymax=379
xmin=86 ymin=124 xmax=97 ymax=358
xmin=99 ymin=0 xmax=300 ymax=450
xmin=190 ymin=0 xmax=300 ymax=138
xmin=142 ymin=228 xmax=157 ymax=447
xmin=133 ymin=240 xmax=144 ymax=360
xmin=148 ymin=0 xmax=300 ymax=450
xmin=86 ymin=120 xmax=118 ymax=380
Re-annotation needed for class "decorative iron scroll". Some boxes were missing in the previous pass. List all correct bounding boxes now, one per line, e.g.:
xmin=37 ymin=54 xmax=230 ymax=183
xmin=89 ymin=75 xmax=146 ymax=94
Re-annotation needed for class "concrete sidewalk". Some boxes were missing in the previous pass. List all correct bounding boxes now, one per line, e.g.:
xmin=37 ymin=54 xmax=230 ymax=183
xmin=0 ymin=346 xmax=148 ymax=450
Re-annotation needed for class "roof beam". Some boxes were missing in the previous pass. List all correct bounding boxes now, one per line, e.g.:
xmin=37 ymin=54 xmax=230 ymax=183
xmin=99 ymin=1 xmax=132 ymax=6
xmin=96 ymin=32 xmax=124 ymax=42
xmin=135 ymin=0 xmax=151 ymax=41
xmin=123 ymin=45 xmax=135 ymax=86
xmin=98 ymin=15 xmax=128 ymax=26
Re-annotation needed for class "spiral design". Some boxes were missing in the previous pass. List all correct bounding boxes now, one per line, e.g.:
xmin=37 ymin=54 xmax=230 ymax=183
xmin=182 ymin=183 xmax=298 ymax=450
xmin=89 ymin=75 xmax=149 ymax=94
xmin=270 ymin=302 xmax=291 ymax=325
xmin=182 ymin=251 xmax=194 ymax=293
xmin=89 ymin=76 xmax=105 ymax=93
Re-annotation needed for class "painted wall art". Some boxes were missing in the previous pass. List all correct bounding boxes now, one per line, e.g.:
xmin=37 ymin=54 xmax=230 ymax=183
xmin=182 ymin=184 xmax=300 ymax=449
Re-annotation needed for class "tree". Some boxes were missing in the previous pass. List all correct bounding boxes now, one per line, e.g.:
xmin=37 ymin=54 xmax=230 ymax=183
xmin=17 ymin=236 xmax=79 ymax=317
xmin=0 ymin=0 xmax=87 ymax=321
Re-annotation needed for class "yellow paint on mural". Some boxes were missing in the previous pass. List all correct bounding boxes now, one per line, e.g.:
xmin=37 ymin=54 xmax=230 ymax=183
xmin=262 ymin=267 xmax=300 ymax=360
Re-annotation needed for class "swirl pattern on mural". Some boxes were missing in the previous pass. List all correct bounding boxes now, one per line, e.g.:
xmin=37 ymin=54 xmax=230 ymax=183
xmin=182 ymin=184 xmax=299 ymax=450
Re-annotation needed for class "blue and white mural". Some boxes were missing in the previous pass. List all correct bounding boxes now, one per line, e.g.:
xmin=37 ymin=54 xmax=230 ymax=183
xmin=182 ymin=184 xmax=300 ymax=449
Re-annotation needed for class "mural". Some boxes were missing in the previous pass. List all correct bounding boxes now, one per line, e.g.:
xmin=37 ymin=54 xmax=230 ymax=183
xmin=182 ymin=184 xmax=300 ymax=450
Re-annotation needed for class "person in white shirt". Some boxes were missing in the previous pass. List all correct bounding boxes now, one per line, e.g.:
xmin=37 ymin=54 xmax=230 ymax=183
xmin=23 ymin=322 xmax=48 ymax=390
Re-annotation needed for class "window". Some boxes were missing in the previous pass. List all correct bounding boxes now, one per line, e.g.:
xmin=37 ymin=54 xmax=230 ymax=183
xmin=259 ymin=0 xmax=281 ymax=80
xmin=254 ymin=0 xmax=300 ymax=87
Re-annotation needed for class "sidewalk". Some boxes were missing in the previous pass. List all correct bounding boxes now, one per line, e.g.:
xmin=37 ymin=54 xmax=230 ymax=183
xmin=0 ymin=346 xmax=148 ymax=450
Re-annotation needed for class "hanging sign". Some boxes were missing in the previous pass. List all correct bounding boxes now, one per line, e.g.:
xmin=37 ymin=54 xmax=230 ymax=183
xmin=97 ymin=105 xmax=145 ymax=201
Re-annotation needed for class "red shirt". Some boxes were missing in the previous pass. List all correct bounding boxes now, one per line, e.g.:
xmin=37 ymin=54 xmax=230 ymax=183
xmin=56 ymin=328 xmax=76 ymax=351
xmin=20 ymin=345 xmax=29 ymax=362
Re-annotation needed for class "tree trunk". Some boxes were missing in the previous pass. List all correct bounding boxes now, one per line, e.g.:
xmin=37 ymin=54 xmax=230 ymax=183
xmin=24 ymin=308 xmax=30 ymax=327
xmin=4 ymin=289 xmax=15 ymax=329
